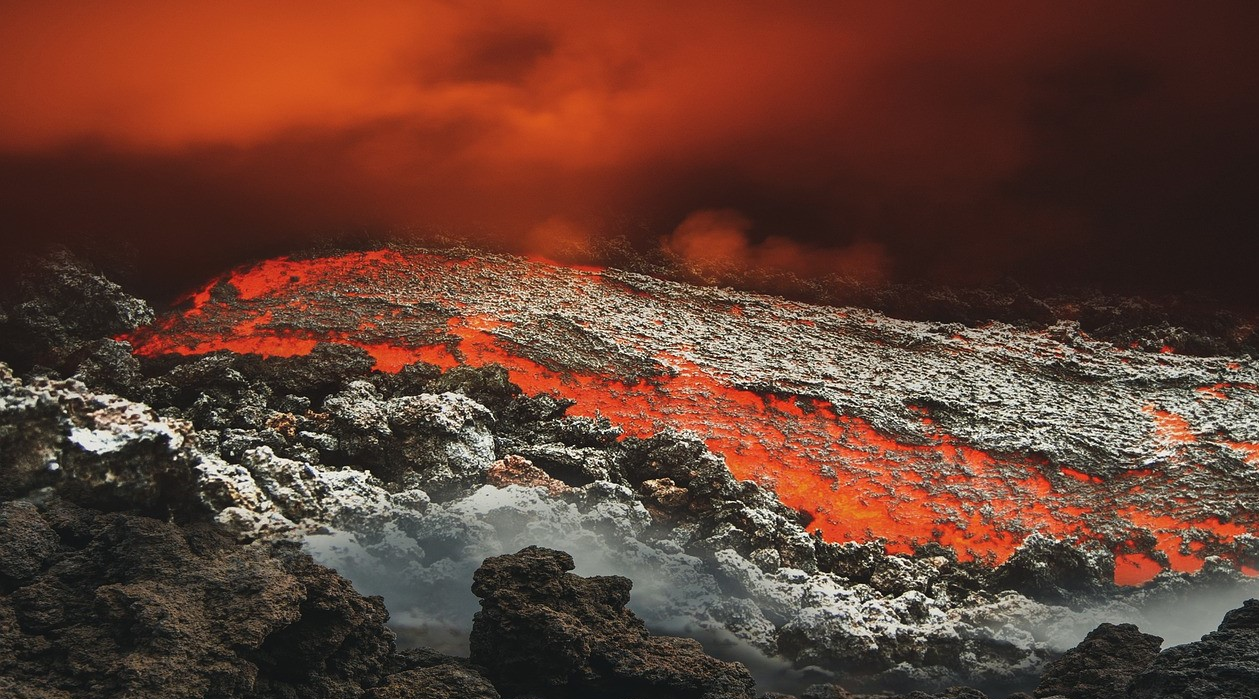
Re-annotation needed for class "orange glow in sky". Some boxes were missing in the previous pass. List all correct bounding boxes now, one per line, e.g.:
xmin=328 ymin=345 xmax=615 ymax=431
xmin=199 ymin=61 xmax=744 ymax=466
xmin=2 ymin=2 xmax=1258 ymax=302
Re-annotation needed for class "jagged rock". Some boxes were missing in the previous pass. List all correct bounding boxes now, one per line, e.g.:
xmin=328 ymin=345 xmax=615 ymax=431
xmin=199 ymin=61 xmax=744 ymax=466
xmin=510 ymin=441 xmax=615 ymax=485
xmin=370 ymin=361 xmax=444 ymax=399
xmin=0 ymin=367 xmax=201 ymax=515
xmin=69 ymin=339 xmax=145 ymax=397
xmin=197 ymin=445 xmax=430 ymax=539
xmin=989 ymin=534 xmax=1114 ymax=604
xmin=0 ymin=500 xmax=395 ymax=698
xmin=504 ymin=414 xmax=620 ymax=450
xmin=1128 ymin=598 xmax=1259 ymax=698
xmin=429 ymin=365 xmax=522 ymax=416
xmin=244 ymin=343 xmax=376 ymax=401
xmin=469 ymin=545 xmax=756 ymax=698
xmin=324 ymin=380 xmax=392 ymax=437
xmin=153 ymin=353 xmax=272 ymax=421
xmin=322 ymin=382 xmax=497 ymax=488
xmin=388 ymin=392 xmax=497 ymax=493
xmin=1033 ymin=622 xmax=1162 ymax=699
xmin=0 ymin=250 xmax=153 ymax=372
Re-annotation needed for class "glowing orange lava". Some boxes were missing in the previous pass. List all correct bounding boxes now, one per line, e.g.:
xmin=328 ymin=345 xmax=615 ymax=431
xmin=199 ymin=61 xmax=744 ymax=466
xmin=122 ymin=250 xmax=1259 ymax=585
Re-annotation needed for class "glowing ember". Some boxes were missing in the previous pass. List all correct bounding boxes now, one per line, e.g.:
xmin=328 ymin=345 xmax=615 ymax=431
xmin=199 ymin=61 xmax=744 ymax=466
xmin=123 ymin=249 xmax=1259 ymax=584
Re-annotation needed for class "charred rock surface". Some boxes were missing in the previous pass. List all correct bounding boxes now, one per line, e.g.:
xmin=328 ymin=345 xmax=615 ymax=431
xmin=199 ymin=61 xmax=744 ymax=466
xmin=469 ymin=545 xmax=755 ymax=699
xmin=1128 ymin=599 xmax=1259 ymax=699
xmin=1032 ymin=623 xmax=1163 ymax=699
xmin=0 ymin=365 xmax=200 ymax=515
xmin=0 ymin=250 xmax=152 ymax=375
xmin=0 ymin=499 xmax=395 ymax=699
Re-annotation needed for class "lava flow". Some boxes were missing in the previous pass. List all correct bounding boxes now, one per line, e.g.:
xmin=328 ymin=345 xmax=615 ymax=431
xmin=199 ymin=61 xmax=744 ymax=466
xmin=123 ymin=249 xmax=1259 ymax=585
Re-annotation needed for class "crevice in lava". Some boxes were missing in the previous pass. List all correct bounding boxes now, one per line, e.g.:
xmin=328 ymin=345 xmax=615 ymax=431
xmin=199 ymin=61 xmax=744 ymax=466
xmin=117 ymin=248 xmax=1259 ymax=587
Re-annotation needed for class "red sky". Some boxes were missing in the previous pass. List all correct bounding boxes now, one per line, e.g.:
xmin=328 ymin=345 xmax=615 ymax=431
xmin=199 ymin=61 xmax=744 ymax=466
xmin=1 ymin=1 xmax=1257 ymax=301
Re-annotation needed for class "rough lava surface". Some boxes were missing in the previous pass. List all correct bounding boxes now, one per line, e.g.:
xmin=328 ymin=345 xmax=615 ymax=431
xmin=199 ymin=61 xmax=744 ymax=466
xmin=124 ymin=248 xmax=1259 ymax=585
xmin=4 ymin=250 xmax=1259 ymax=698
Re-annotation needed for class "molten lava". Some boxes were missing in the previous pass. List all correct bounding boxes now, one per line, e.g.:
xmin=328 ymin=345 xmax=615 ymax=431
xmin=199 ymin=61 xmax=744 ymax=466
xmin=124 ymin=250 xmax=1259 ymax=585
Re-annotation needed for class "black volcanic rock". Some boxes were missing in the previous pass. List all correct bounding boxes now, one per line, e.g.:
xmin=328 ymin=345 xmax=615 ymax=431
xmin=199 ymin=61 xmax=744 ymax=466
xmin=469 ymin=545 xmax=756 ymax=699
xmin=0 ymin=250 xmax=153 ymax=373
xmin=1127 ymin=598 xmax=1259 ymax=699
xmin=1033 ymin=622 xmax=1163 ymax=699
xmin=0 ymin=501 xmax=59 ymax=590
xmin=988 ymin=534 xmax=1113 ymax=605
xmin=0 ymin=499 xmax=396 ymax=698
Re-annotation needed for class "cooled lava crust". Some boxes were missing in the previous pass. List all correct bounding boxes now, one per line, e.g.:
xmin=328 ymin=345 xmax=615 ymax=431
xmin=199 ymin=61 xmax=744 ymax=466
xmin=123 ymin=249 xmax=1259 ymax=585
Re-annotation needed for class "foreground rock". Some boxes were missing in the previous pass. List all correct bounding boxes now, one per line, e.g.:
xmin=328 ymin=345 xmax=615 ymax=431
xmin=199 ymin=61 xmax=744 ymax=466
xmin=1128 ymin=599 xmax=1259 ymax=699
xmin=0 ymin=250 xmax=152 ymax=375
xmin=470 ymin=545 xmax=756 ymax=699
xmin=1033 ymin=623 xmax=1163 ymax=699
xmin=0 ymin=499 xmax=394 ymax=698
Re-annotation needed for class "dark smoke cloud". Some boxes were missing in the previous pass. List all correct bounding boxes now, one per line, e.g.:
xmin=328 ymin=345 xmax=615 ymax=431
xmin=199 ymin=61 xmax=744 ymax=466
xmin=1 ymin=1 xmax=1257 ymax=303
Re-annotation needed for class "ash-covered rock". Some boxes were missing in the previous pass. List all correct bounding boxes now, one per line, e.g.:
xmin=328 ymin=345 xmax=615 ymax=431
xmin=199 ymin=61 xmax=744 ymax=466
xmin=0 ymin=365 xmax=200 ymax=515
xmin=469 ymin=545 xmax=755 ymax=699
xmin=320 ymin=379 xmax=498 ymax=488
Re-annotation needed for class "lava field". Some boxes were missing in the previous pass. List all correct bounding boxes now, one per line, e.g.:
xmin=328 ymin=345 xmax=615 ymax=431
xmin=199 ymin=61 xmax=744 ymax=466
xmin=4 ymin=248 xmax=1259 ymax=698
xmin=125 ymin=248 xmax=1259 ymax=585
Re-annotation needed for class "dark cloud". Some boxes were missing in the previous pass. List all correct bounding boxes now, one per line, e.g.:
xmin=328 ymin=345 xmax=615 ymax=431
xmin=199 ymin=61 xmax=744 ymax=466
xmin=1 ymin=2 xmax=1257 ymax=304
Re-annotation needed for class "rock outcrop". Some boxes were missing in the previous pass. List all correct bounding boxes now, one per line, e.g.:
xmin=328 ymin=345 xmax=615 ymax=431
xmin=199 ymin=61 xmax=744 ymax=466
xmin=1033 ymin=623 xmax=1163 ymax=699
xmin=1128 ymin=599 xmax=1259 ymax=699
xmin=0 ymin=250 xmax=152 ymax=375
xmin=0 ymin=499 xmax=394 ymax=699
xmin=469 ymin=545 xmax=756 ymax=699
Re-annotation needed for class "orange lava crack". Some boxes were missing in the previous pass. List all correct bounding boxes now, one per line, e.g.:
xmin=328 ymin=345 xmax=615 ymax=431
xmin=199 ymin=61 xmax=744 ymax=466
xmin=122 ymin=250 xmax=1259 ymax=585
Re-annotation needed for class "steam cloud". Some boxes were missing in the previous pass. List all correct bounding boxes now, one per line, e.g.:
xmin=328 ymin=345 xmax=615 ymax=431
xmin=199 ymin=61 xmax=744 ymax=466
xmin=1 ymin=2 xmax=1258 ymax=303
xmin=665 ymin=209 xmax=889 ymax=284
xmin=299 ymin=481 xmax=1259 ymax=695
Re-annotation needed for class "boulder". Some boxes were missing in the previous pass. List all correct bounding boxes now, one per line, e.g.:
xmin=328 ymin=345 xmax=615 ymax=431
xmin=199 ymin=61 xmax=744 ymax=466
xmin=469 ymin=545 xmax=756 ymax=699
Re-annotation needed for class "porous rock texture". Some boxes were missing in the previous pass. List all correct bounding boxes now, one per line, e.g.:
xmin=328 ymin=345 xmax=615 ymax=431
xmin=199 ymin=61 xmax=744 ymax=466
xmin=4 ymin=250 xmax=1259 ymax=699
xmin=469 ymin=545 xmax=755 ymax=699
xmin=1033 ymin=623 xmax=1163 ymax=699
xmin=0 ymin=498 xmax=394 ymax=699
xmin=0 ymin=250 xmax=152 ymax=375
xmin=1128 ymin=599 xmax=1259 ymax=699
